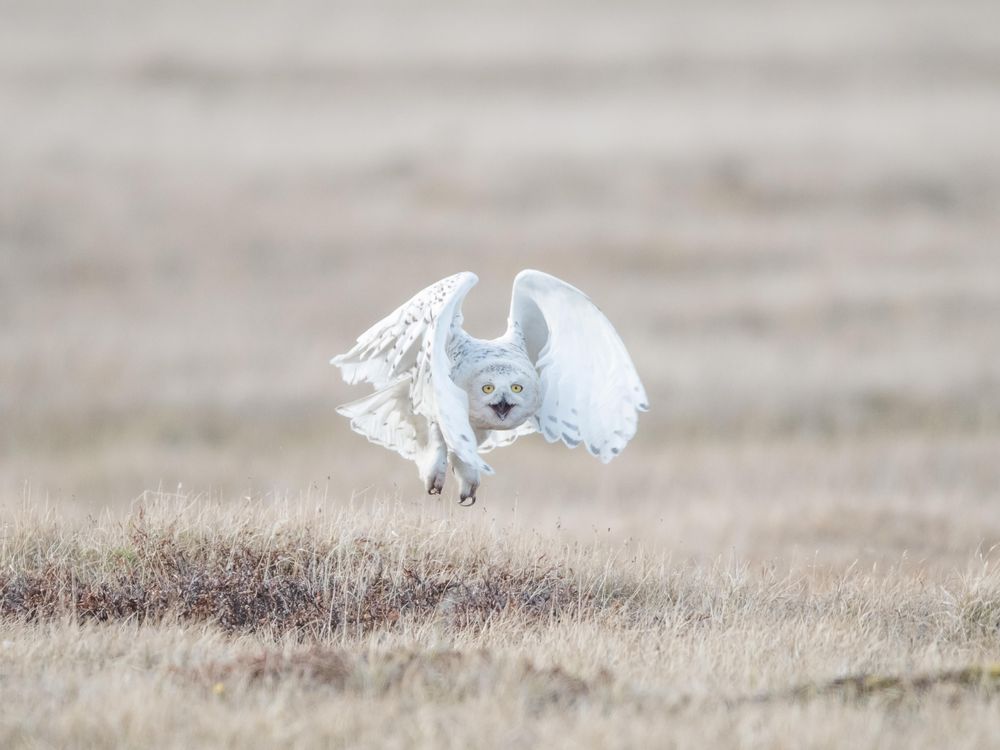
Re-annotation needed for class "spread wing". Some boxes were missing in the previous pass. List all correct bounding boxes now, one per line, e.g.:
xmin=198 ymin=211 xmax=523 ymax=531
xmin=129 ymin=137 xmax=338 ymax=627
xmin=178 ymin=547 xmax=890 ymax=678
xmin=506 ymin=269 xmax=648 ymax=462
xmin=331 ymin=272 xmax=491 ymax=474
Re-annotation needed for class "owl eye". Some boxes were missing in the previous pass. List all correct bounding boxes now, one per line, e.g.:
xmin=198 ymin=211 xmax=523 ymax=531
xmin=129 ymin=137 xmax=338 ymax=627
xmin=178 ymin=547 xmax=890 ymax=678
xmin=510 ymin=384 xmax=523 ymax=393
xmin=482 ymin=384 xmax=495 ymax=394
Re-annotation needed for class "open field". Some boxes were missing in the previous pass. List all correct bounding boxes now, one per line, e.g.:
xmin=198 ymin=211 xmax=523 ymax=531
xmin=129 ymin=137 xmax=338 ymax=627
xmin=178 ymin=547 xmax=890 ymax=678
xmin=5 ymin=497 xmax=1000 ymax=749
xmin=2 ymin=0 xmax=1000 ymax=746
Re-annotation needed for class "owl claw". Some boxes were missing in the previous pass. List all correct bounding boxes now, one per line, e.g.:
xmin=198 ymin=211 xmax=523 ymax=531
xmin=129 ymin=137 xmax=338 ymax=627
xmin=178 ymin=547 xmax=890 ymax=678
xmin=457 ymin=480 xmax=479 ymax=506
xmin=426 ymin=474 xmax=445 ymax=495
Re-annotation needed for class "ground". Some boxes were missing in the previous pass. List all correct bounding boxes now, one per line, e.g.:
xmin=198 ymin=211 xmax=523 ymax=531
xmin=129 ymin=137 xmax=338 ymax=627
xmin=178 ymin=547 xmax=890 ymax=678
xmin=2 ymin=1 xmax=1000 ymax=747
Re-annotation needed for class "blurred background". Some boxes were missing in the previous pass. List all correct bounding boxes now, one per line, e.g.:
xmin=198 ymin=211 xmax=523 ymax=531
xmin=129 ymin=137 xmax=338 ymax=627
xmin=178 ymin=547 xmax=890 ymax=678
xmin=2 ymin=0 xmax=999 ymax=566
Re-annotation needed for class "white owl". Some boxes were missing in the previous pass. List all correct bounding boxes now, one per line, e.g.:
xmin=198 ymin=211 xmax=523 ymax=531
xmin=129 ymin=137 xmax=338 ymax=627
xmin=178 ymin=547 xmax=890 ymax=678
xmin=331 ymin=270 xmax=648 ymax=505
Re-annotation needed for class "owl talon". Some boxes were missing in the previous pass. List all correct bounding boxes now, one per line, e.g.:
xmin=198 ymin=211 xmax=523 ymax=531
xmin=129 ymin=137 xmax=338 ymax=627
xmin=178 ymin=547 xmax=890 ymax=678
xmin=422 ymin=445 xmax=447 ymax=496
xmin=426 ymin=470 xmax=445 ymax=495
xmin=458 ymin=494 xmax=476 ymax=507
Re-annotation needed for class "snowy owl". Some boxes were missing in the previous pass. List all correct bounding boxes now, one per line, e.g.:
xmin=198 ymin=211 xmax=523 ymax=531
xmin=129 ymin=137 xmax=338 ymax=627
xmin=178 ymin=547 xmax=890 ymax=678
xmin=331 ymin=270 xmax=647 ymax=505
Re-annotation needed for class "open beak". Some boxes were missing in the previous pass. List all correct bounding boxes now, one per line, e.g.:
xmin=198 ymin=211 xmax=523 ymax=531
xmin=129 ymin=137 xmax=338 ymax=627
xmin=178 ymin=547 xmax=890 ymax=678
xmin=490 ymin=397 xmax=513 ymax=420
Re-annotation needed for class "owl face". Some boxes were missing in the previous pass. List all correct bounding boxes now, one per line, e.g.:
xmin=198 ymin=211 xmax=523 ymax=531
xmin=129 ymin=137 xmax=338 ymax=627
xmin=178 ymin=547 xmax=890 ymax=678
xmin=462 ymin=363 xmax=540 ymax=430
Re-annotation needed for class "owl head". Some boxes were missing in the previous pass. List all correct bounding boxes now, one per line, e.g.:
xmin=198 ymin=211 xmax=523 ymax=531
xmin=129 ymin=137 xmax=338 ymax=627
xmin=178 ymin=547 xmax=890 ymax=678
xmin=460 ymin=361 xmax=541 ymax=430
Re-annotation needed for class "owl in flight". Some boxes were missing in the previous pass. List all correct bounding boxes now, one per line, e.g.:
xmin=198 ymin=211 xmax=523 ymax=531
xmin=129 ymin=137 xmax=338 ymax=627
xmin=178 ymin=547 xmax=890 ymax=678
xmin=331 ymin=270 xmax=647 ymax=505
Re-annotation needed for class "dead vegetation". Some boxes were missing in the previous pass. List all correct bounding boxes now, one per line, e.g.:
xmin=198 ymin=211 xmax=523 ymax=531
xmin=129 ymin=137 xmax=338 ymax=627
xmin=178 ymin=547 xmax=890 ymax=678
xmin=3 ymin=500 xmax=1000 ymax=748
xmin=186 ymin=646 xmax=596 ymax=710
xmin=0 ymin=507 xmax=585 ymax=636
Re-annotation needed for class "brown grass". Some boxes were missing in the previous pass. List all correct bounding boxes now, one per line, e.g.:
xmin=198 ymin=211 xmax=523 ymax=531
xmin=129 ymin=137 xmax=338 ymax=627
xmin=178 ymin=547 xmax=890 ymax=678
xmin=3 ymin=498 xmax=1000 ymax=747
xmin=0 ymin=503 xmax=583 ymax=636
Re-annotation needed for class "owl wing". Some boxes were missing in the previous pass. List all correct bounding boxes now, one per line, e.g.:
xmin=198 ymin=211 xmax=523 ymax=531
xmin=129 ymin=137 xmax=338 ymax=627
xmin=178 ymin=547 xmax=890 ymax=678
xmin=333 ymin=377 xmax=424 ymax=460
xmin=506 ymin=269 xmax=648 ymax=462
xmin=331 ymin=272 xmax=492 ymax=474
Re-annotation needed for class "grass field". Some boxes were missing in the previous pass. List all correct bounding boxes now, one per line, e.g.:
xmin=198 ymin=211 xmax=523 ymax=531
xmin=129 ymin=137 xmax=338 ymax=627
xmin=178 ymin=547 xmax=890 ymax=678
xmin=4 ymin=497 xmax=1000 ymax=748
xmin=3 ymin=0 xmax=1000 ymax=747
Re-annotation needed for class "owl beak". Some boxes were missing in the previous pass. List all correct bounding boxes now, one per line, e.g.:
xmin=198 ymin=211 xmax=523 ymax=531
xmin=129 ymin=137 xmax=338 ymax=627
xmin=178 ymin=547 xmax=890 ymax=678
xmin=490 ymin=397 xmax=513 ymax=420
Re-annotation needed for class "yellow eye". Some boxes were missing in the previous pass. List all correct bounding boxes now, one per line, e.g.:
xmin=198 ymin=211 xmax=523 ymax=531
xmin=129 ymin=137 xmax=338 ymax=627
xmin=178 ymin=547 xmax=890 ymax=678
xmin=511 ymin=384 xmax=523 ymax=393
xmin=482 ymin=384 xmax=495 ymax=394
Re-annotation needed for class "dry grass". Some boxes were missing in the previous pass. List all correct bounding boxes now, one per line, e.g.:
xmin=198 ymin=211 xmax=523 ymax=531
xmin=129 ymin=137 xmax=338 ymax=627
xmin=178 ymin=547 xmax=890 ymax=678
xmin=3 ymin=0 xmax=1000 ymax=746
xmin=3 ymin=496 xmax=1000 ymax=748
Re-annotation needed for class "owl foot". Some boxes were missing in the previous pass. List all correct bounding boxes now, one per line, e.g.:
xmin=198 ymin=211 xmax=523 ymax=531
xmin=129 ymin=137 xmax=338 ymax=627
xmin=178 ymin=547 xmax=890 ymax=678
xmin=426 ymin=471 xmax=446 ymax=495
xmin=418 ymin=422 xmax=448 ymax=496
xmin=450 ymin=452 xmax=480 ymax=507
xmin=458 ymin=482 xmax=478 ymax=506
